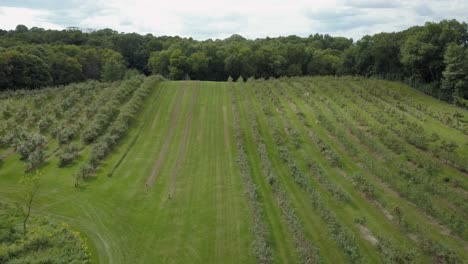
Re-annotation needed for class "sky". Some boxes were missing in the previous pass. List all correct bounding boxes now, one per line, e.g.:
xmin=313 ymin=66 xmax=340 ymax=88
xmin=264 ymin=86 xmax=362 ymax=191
xmin=0 ymin=0 xmax=467 ymax=40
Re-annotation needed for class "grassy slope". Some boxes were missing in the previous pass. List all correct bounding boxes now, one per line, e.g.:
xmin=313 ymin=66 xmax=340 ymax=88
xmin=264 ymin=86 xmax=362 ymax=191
xmin=0 ymin=78 xmax=466 ymax=263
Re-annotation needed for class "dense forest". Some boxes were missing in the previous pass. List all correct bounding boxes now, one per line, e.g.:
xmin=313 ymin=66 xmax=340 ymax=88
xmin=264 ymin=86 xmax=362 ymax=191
xmin=0 ymin=19 xmax=467 ymax=105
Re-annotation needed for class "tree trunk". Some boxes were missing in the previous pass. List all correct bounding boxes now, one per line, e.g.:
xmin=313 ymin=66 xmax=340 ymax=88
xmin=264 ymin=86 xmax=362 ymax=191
xmin=23 ymin=195 xmax=33 ymax=236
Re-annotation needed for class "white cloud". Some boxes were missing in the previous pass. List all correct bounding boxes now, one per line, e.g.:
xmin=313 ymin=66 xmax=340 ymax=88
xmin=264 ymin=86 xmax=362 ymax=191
xmin=0 ymin=6 xmax=61 ymax=30
xmin=0 ymin=0 xmax=467 ymax=40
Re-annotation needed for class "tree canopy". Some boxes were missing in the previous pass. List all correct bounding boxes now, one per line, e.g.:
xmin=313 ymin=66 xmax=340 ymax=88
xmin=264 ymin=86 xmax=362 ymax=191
xmin=1 ymin=19 xmax=467 ymax=105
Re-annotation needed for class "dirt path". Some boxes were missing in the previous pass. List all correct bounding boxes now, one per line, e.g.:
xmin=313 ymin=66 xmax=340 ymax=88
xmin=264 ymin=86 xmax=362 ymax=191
xmin=357 ymin=224 xmax=378 ymax=245
xmin=145 ymin=84 xmax=187 ymax=188
xmin=168 ymin=83 xmax=199 ymax=198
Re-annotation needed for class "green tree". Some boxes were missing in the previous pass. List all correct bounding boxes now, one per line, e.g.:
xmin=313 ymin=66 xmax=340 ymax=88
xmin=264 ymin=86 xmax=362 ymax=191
xmin=15 ymin=24 xmax=29 ymax=33
xmin=285 ymin=64 xmax=302 ymax=76
xmin=111 ymin=33 xmax=145 ymax=71
xmin=102 ymin=55 xmax=126 ymax=81
xmin=0 ymin=50 xmax=52 ymax=90
xmin=26 ymin=149 xmax=45 ymax=171
xmin=79 ymin=48 xmax=102 ymax=80
xmin=224 ymin=45 xmax=255 ymax=79
xmin=306 ymin=49 xmax=341 ymax=75
xmin=442 ymin=44 xmax=468 ymax=103
xmin=168 ymin=49 xmax=188 ymax=80
xmin=188 ymin=51 xmax=209 ymax=80
xmin=148 ymin=50 xmax=170 ymax=77
xmin=19 ymin=171 xmax=40 ymax=236
xmin=50 ymin=54 xmax=83 ymax=85
xmin=401 ymin=20 xmax=468 ymax=83
xmin=254 ymin=45 xmax=285 ymax=78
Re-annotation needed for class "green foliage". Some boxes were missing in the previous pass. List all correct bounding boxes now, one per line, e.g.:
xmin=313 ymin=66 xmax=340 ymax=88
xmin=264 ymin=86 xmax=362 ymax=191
xmin=0 ymin=50 xmax=51 ymax=89
xmin=0 ymin=44 xmax=125 ymax=90
xmin=148 ymin=50 xmax=170 ymax=77
xmin=37 ymin=116 xmax=53 ymax=133
xmin=0 ymin=202 xmax=90 ymax=263
xmin=2 ymin=20 xmax=468 ymax=104
xmin=168 ymin=49 xmax=188 ymax=80
xmin=13 ymin=132 xmax=46 ymax=161
xmin=351 ymin=172 xmax=376 ymax=199
xmin=377 ymin=237 xmax=416 ymax=264
xmin=53 ymin=123 xmax=78 ymax=145
xmin=25 ymin=149 xmax=45 ymax=171
xmin=224 ymin=46 xmax=256 ymax=80
xmin=58 ymin=143 xmax=81 ymax=167
xmin=188 ymin=51 xmax=209 ymax=80
xmin=50 ymin=55 xmax=83 ymax=85
xmin=401 ymin=20 xmax=467 ymax=84
xmin=306 ymin=49 xmax=341 ymax=75
xmin=418 ymin=233 xmax=462 ymax=264
xmin=442 ymin=44 xmax=468 ymax=103
xmin=101 ymin=54 xmax=126 ymax=82
xmin=19 ymin=171 xmax=40 ymax=235
xmin=345 ymin=20 xmax=468 ymax=103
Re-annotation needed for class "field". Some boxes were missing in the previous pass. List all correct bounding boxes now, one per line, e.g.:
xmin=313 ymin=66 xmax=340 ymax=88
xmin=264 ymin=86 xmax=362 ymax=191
xmin=0 ymin=77 xmax=467 ymax=263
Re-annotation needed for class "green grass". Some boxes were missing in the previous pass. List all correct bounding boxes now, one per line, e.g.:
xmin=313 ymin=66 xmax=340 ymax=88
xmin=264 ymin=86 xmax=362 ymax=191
xmin=0 ymin=77 xmax=467 ymax=263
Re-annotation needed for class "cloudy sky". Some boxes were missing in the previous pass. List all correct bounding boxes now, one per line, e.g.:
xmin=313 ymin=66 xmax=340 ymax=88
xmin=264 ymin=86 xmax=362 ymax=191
xmin=0 ymin=0 xmax=466 ymax=40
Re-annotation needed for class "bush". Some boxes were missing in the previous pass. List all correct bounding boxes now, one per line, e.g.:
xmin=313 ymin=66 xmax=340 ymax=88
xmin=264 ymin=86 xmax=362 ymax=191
xmin=25 ymin=148 xmax=45 ymax=171
xmin=82 ymin=103 xmax=119 ymax=144
xmin=37 ymin=116 xmax=53 ymax=133
xmin=351 ymin=172 xmax=376 ymax=199
xmin=76 ymin=164 xmax=95 ymax=181
xmin=0 ymin=202 xmax=90 ymax=263
xmin=1 ymin=105 xmax=13 ymax=119
xmin=377 ymin=237 xmax=416 ymax=264
xmin=57 ymin=143 xmax=81 ymax=167
xmin=89 ymin=141 xmax=109 ymax=165
xmin=354 ymin=216 xmax=367 ymax=225
xmin=13 ymin=132 xmax=46 ymax=161
xmin=54 ymin=124 xmax=78 ymax=145
xmin=418 ymin=233 xmax=462 ymax=264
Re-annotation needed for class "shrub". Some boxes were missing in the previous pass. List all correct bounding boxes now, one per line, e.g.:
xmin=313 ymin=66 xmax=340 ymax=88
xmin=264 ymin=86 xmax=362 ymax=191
xmin=25 ymin=149 xmax=45 ymax=171
xmin=1 ymin=105 xmax=13 ymax=119
xmin=418 ymin=233 xmax=462 ymax=264
xmin=351 ymin=172 xmax=376 ymax=199
xmin=57 ymin=143 xmax=81 ymax=167
xmin=377 ymin=237 xmax=416 ymax=264
xmin=55 ymin=125 xmax=78 ymax=145
xmin=89 ymin=141 xmax=109 ymax=166
xmin=354 ymin=216 xmax=367 ymax=225
xmin=76 ymin=163 xmax=95 ymax=181
xmin=37 ymin=116 xmax=53 ymax=133
xmin=0 ymin=202 xmax=90 ymax=263
xmin=13 ymin=132 xmax=46 ymax=161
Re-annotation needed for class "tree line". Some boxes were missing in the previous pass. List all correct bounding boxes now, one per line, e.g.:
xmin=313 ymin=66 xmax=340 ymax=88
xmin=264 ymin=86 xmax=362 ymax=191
xmin=0 ymin=43 xmax=126 ymax=89
xmin=0 ymin=20 xmax=467 ymax=105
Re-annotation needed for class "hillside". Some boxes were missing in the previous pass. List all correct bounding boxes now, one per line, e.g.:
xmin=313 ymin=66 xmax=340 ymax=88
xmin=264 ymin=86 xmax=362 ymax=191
xmin=0 ymin=77 xmax=467 ymax=263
